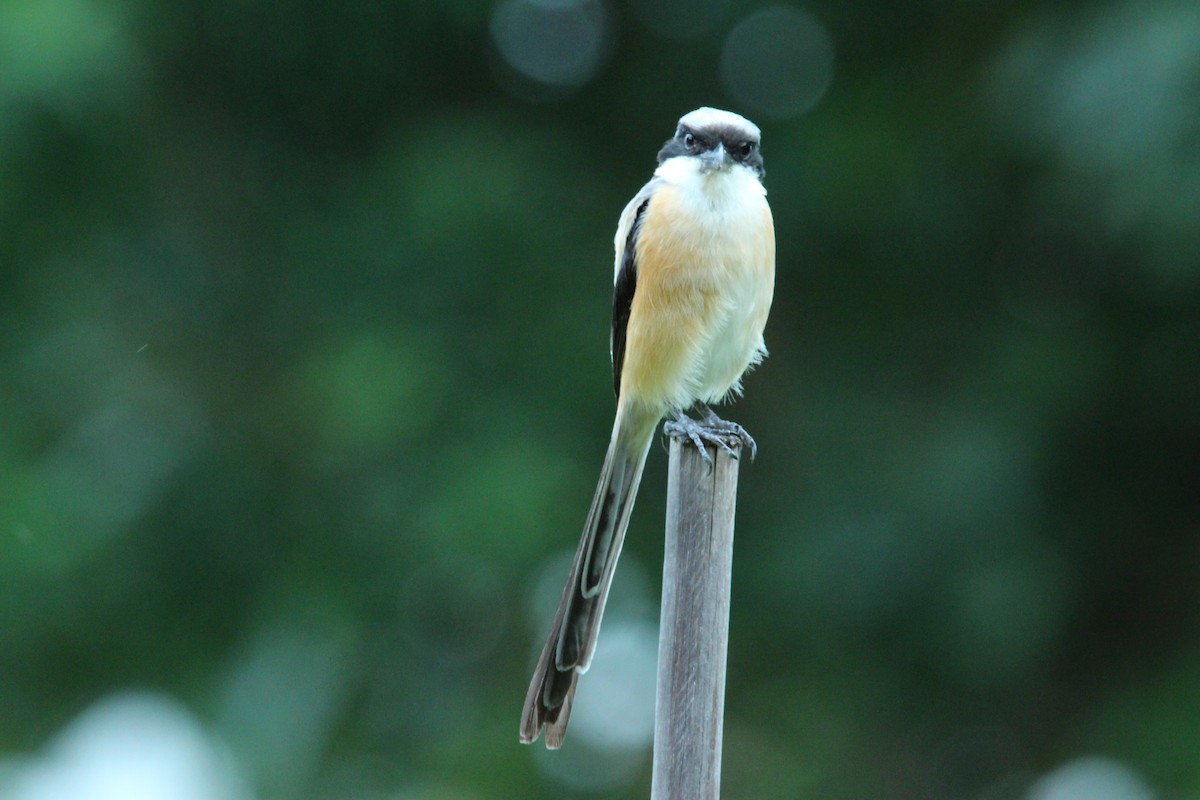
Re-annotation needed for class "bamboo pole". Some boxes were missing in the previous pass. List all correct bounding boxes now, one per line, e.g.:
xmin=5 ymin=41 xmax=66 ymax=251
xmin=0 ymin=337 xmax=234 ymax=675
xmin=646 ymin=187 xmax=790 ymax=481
xmin=650 ymin=435 xmax=741 ymax=800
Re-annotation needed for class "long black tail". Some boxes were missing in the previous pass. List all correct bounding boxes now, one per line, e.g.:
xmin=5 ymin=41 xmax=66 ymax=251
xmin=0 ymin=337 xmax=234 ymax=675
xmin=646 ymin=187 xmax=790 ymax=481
xmin=519 ymin=409 xmax=656 ymax=748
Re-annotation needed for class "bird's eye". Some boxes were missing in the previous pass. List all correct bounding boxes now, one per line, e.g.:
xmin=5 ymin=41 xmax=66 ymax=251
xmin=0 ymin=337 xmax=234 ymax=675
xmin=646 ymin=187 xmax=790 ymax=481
xmin=683 ymin=132 xmax=696 ymax=149
xmin=739 ymin=141 xmax=755 ymax=157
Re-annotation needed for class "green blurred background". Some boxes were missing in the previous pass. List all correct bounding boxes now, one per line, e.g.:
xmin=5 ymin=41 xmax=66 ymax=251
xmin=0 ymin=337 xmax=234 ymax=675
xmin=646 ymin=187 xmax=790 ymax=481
xmin=2 ymin=0 xmax=1198 ymax=798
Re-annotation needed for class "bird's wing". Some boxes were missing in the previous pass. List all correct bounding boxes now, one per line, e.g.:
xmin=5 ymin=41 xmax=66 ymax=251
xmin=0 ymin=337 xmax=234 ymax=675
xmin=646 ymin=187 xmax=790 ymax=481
xmin=611 ymin=182 xmax=658 ymax=398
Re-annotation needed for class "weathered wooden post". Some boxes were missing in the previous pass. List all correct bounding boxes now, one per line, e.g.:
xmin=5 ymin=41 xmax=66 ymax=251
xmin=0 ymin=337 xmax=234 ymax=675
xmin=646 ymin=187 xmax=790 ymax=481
xmin=650 ymin=435 xmax=741 ymax=800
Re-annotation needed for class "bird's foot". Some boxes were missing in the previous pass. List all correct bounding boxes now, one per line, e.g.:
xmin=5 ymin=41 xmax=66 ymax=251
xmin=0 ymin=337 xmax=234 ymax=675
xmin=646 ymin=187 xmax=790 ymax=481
xmin=662 ymin=406 xmax=757 ymax=465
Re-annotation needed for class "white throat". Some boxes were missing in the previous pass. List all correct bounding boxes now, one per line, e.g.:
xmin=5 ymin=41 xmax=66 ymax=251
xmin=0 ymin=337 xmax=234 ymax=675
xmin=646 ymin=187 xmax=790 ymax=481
xmin=654 ymin=156 xmax=766 ymax=204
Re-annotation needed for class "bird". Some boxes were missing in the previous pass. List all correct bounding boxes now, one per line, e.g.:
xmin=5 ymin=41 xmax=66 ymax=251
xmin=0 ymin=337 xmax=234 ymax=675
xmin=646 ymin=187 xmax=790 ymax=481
xmin=519 ymin=107 xmax=775 ymax=748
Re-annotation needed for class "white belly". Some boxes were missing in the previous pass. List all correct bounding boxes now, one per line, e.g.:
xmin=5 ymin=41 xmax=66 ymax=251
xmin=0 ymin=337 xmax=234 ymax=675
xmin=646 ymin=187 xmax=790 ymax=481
xmin=695 ymin=277 xmax=769 ymax=401
xmin=660 ymin=166 xmax=773 ymax=404
xmin=620 ymin=158 xmax=775 ymax=412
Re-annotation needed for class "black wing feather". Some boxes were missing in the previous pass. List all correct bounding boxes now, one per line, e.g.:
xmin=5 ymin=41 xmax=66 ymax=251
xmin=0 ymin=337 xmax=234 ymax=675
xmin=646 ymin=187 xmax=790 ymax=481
xmin=612 ymin=198 xmax=648 ymax=399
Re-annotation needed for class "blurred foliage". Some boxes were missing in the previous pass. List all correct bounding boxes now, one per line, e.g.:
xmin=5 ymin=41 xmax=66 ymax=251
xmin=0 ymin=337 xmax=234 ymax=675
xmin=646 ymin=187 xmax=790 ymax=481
xmin=1 ymin=0 xmax=1198 ymax=798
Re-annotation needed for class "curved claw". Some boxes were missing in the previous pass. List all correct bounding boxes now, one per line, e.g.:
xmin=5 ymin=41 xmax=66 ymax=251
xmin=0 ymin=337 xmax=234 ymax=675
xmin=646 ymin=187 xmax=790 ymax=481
xmin=662 ymin=409 xmax=756 ymax=464
xmin=663 ymin=419 xmax=714 ymax=465
xmin=697 ymin=404 xmax=757 ymax=460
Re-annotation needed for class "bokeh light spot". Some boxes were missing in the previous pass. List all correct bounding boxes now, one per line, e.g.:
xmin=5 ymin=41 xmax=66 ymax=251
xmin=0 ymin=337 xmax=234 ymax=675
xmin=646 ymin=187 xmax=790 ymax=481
xmin=719 ymin=5 xmax=834 ymax=119
xmin=1028 ymin=757 xmax=1155 ymax=800
xmin=532 ymin=620 xmax=657 ymax=790
xmin=0 ymin=0 xmax=142 ymax=120
xmin=490 ymin=0 xmax=610 ymax=92
xmin=0 ymin=692 xmax=250 ymax=800
xmin=569 ymin=620 xmax=658 ymax=750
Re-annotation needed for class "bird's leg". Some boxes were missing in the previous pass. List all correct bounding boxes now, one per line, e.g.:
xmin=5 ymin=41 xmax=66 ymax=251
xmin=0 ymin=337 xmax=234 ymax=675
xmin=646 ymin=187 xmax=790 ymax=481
xmin=662 ymin=402 xmax=757 ymax=464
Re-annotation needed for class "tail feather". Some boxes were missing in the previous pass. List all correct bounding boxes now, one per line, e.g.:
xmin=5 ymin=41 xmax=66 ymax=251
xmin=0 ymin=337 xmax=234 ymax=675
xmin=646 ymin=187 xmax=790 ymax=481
xmin=519 ymin=405 xmax=657 ymax=747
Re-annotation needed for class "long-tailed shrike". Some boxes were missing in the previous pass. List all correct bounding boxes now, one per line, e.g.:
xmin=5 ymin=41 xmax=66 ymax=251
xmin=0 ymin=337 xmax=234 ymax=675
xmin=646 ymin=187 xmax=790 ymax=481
xmin=519 ymin=107 xmax=775 ymax=748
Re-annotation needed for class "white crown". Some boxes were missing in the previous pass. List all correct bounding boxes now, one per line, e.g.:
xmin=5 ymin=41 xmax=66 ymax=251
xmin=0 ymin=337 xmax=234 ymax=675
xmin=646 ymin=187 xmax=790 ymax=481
xmin=677 ymin=107 xmax=760 ymax=139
